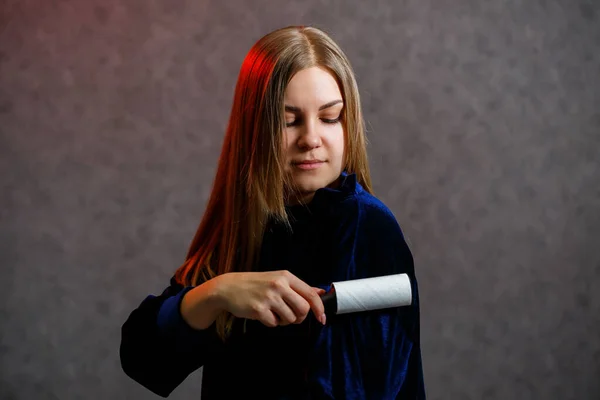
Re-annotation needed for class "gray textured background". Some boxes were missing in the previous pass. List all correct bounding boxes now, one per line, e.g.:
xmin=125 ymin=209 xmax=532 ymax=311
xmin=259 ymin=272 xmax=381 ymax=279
xmin=1 ymin=0 xmax=599 ymax=399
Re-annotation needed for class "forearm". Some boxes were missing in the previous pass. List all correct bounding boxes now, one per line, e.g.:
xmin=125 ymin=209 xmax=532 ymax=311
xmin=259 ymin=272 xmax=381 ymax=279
xmin=120 ymin=278 xmax=223 ymax=397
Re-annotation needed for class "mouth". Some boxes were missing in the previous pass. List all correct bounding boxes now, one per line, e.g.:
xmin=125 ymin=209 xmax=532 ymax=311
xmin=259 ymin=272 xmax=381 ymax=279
xmin=293 ymin=159 xmax=325 ymax=170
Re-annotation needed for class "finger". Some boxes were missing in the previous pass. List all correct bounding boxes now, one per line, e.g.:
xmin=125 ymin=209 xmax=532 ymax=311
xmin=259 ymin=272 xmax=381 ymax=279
xmin=271 ymin=297 xmax=298 ymax=326
xmin=288 ymin=276 xmax=325 ymax=323
xmin=259 ymin=310 xmax=279 ymax=328
xmin=312 ymin=287 xmax=327 ymax=295
xmin=281 ymin=289 xmax=311 ymax=323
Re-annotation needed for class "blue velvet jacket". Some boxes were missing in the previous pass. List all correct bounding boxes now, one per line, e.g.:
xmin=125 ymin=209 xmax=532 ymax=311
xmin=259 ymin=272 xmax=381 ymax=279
xmin=120 ymin=173 xmax=426 ymax=399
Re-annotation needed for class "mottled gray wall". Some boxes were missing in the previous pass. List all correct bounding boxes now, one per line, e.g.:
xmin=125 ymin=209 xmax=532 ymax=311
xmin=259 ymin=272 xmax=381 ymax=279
xmin=1 ymin=0 xmax=599 ymax=399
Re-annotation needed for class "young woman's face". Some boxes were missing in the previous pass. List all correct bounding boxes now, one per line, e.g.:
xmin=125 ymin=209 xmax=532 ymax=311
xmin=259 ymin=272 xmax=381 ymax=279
xmin=283 ymin=66 xmax=345 ymax=204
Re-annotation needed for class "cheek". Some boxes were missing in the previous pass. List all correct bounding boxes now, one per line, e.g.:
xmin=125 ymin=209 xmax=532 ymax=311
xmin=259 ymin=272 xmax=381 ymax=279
xmin=283 ymin=131 xmax=294 ymax=159
xmin=332 ymin=127 xmax=345 ymax=159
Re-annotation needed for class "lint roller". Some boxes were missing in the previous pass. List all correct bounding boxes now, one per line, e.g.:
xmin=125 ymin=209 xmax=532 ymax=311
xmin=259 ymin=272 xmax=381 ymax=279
xmin=320 ymin=273 xmax=412 ymax=315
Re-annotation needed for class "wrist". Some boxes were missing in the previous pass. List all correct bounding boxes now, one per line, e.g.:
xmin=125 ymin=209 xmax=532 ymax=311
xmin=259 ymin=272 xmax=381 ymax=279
xmin=180 ymin=277 xmax=227 ymax=330
xmin=204 ymin=275 xmax=228 ymax=314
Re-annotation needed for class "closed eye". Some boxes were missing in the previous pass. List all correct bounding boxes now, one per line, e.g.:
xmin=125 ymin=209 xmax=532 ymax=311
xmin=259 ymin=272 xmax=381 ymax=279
xmin=321 ymin=116 xmax=341 ymax=124
xmin=286 ymin=116 xmax=341 ymax=127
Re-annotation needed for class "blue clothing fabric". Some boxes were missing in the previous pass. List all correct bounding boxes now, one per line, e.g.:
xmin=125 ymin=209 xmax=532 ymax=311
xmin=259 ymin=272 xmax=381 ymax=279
xmin=120 ymin=173 xmax=426 ymax=399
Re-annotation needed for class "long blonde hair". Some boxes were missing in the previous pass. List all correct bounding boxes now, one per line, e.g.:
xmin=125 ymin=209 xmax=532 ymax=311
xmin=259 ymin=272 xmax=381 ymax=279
xmin=174 ymin=25 xmax=373 ymax=341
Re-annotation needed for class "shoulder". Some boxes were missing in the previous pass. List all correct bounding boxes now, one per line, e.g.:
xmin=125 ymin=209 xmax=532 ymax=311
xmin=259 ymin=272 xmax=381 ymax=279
xmin=336 ymin=182 xmax=406 ymax=240
xmin=357 ymin=188 xmax=401 ymax=226
xmin=312 ymin=172 xmax=411 ymax=248
xmin=330 ymin=183 xmax=415 ymax=277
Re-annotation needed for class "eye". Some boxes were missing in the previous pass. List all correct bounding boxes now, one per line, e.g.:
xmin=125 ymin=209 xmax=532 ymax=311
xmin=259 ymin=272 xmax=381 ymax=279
xmin=321 ymin=116 xmax=341 ymax=124
xmin=286 ymin=119 xmax=300 ymax=127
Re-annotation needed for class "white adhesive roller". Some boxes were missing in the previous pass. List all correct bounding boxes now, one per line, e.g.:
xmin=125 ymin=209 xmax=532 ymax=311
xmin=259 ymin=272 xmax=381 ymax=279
xmin=320 ymin=273 xmax=412 ymax=315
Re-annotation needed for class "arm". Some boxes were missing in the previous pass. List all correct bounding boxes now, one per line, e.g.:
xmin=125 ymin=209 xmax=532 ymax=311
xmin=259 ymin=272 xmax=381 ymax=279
xmin=309 ymin=200 xmax=426 ymax=399
xmin=119 ymin=276 xmax=223 ymax=398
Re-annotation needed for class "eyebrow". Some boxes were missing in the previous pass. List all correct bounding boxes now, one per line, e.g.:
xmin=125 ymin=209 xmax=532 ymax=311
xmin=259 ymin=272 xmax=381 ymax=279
xmin=285 ymin=99 xmax=343 ymax=113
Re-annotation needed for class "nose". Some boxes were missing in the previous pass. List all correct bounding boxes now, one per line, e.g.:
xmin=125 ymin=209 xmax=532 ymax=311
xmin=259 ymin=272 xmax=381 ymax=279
xmin=296 ymin=119 xmax=322 ymax=150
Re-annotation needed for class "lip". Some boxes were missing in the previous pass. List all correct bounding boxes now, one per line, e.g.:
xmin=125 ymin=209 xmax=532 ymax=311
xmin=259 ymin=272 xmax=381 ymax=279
xmin=293 ymin=160 xmax=325 ymax=170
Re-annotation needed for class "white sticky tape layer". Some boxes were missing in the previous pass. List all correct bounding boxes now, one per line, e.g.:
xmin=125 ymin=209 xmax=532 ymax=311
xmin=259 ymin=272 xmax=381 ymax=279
xmin=332 ymin=273 xmax=412 ymax=314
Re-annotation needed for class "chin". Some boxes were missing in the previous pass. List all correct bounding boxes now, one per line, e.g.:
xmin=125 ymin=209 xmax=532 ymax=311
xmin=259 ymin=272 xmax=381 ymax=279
xmin=292 ymin=174 xmax=339 ymax=194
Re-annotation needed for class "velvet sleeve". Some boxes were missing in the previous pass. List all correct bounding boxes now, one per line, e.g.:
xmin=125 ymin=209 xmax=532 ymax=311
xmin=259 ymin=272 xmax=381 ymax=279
xmin=119 ymin=276 xmax=222 ymax=398
xmin=308 ymin=199 xmax=426 ymax=400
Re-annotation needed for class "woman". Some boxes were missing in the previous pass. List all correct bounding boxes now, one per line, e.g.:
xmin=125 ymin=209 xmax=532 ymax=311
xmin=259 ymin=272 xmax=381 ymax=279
xmin=120 ymin=25 xmax=425 ymax=399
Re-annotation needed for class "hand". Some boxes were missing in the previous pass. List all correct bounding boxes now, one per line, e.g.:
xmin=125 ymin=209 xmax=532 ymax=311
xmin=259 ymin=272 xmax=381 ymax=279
xmin=214 ymin=270 xmax=326 ymax=327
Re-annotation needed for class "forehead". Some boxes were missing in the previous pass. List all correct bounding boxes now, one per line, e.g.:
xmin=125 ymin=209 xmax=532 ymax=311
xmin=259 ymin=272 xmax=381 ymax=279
xmin=284 ymin=67 xmax=342 ymax=106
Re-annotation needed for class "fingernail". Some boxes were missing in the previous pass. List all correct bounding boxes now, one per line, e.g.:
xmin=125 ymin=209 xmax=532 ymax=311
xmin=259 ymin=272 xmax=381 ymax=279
xmin=321 ymin=314 xmax=326 ymax=325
